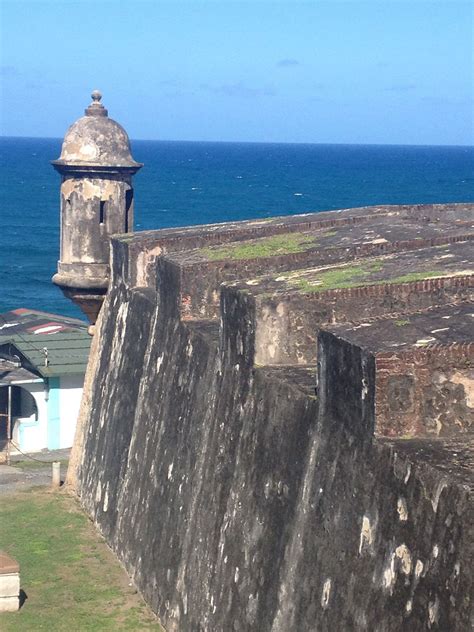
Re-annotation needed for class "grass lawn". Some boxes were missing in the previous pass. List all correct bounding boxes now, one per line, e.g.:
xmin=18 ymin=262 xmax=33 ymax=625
xmin=0 ymin=488 xmax=164 ymax=631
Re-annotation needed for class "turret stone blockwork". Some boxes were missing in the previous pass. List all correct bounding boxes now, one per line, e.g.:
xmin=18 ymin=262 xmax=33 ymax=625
xmin=52 ymin=91 xmax=142 ymax=323
xmin=68 ymin=203 xmax=473 ymax=631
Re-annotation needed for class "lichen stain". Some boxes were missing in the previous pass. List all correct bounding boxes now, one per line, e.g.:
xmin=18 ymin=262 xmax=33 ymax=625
xmin=395 ymin=544 xmax=412 ymax=575
xmin=415 ymin=559 xmax=424 ymax=578
xmin=321 ymin=578 xmax=332 ymax=608
xmin=397 ymin=497 xmax=408 ymax=521
xmin=450 ymin=370 xmax=474 ymax=408
xmin=428 ymin=595 xmax=439 ymax=626
xmin=359 ymin=515 xmax=374 ymax=555
xmin=383 ymin=544 xmax=412 ymax=593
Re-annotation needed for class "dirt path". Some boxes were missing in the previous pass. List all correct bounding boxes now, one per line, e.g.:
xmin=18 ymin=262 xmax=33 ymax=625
xmin=0 ymin=448 xmax=70 ymax=494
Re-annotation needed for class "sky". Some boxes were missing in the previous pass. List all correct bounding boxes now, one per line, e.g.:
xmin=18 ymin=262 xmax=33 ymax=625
xmin=0 ymin=0 xmax=472 ymax=145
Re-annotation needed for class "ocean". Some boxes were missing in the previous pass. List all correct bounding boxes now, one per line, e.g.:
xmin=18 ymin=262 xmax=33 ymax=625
xmin=1 ymin=137 xmax=473 ymax=320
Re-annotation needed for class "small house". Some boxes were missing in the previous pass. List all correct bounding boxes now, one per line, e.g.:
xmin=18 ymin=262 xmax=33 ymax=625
xmin=0 ymin=308 xmax=90 ymax=458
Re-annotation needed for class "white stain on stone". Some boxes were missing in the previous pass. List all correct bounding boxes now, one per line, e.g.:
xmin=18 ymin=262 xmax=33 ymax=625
xmin=103 ymin=489 xmax=109 ymax=512
xmin=168 ymin=462 xmax=174 ymax=481
xmin=395 ymin=544 xmax=412 ymax=575
xmin=404 ymin=464 xmax=411 ymax=484
xmin=321 ymin=578 xmax=332 ymax=608
xmin=361 ymin=377 xmax=369 ymax=400
xmin=406 ymin=599 xmax=412 ymax=614
xmin=157 ymin=354 xmax=164 ymax=371
xmin=415 ymin=559 xmax=424 ymax=578
xmin=432 ymin=544 xmax=439 ymax=559
xmin=95 ymin=480 xmax=102 ymax=502
xmin=383 ymin=564 xmax=395 ymax=591
xmin=359 ymin=515 xmax=374 ymax=554
xmin=383 ymin=544 xmax=412 ymax=593
xmin=397 ymin=497 xmax=408 ymax=522
xmin=428 ymin=596 xmax=439 ymax=625
xmin=234 ymin=566 xmax=240 ymax=583
xmin=431 ymin=480 xmax=447 ymax=512
xmin=415 ymin=337 xmax=437 ymax=347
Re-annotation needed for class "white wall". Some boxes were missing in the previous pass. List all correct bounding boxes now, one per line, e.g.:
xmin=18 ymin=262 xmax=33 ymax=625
xmin=15 ymin=381 xmax=49 ymax=453
xmin=59 ymin=374 xmax=84 ymax=449
xmin=11 ymin=375 xmax=84 ymax=453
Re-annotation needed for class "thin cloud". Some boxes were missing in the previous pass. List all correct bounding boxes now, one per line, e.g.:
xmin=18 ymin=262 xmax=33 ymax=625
xmin=159 ymin=79 xmax=181 ymax=88
xmin=0 ymin=65 xmax=19 ymax=77
xmin=201 ymin=82 xmax=275 ymax=98
xmin=277 ymin=59 xmax=300 ymax=68
xmin=384 ymin=83 xmax=417 ymax=92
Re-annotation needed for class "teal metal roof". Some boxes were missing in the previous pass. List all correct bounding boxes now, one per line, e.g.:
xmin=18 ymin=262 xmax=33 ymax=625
xmin=0 ymin=309 xmax=91 ymax=378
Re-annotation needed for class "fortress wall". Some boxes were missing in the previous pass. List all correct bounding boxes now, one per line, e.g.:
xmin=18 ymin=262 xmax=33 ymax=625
xmin=73 ymin=205 xmax=473 ymax=631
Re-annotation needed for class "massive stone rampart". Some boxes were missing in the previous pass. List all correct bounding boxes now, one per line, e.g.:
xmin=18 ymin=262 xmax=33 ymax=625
xmin=70 ymin=204 xmax=474 ymax=631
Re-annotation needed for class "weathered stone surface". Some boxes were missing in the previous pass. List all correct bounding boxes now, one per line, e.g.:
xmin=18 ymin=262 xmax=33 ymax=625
xmin=322 ymin=303 xmax=473 ymax=438
xmin=72 ymin=204 xmax=474 ymax=631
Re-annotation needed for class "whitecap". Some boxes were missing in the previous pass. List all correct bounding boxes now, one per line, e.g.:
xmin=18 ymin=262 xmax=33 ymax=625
xmin=294 ymin=193 xmax=303 ymax=196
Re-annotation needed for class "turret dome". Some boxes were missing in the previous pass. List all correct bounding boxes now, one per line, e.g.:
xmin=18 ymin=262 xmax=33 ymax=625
xmin=53 ymin=91 xmax=142 ymax=170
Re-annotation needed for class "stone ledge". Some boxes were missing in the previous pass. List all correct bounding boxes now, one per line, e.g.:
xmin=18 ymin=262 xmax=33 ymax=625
xmin=320 ymin=303 xmax=473 ymax=438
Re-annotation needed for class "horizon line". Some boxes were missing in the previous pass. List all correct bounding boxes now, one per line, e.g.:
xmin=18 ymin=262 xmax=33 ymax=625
xmin=0 ymin=134 xmax=473 ymax=150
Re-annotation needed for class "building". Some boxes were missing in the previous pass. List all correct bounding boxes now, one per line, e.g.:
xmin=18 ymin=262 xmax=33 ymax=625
xmin=0 ymin=308 xmax=90 ymax=458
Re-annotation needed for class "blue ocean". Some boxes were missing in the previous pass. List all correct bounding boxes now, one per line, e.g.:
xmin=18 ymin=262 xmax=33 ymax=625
xmin=1 ymin=137 xmax=473 ymax=320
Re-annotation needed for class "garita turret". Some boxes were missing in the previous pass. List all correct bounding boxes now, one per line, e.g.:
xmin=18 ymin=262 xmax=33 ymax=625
xmin=52 ymin=90 xmax=142 ymax=324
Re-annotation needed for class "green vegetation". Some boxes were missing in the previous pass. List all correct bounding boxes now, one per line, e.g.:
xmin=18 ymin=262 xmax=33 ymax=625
xmin=293 ymin=263 xmax=383 ymax=293
xmin=386 ymin=270 xmax=447 ymax=285
xmin=0 ymin=489 xmax=163 ymax=631
xmin=9 ymin=459 xmax=69 ymax=470
xmin=394 ymin=319 xmax=410 ymax=327
xmin=202 ymin=232 xmax=317 ymax=260
xmin=293 ymin=264 xmax=447 ymax=294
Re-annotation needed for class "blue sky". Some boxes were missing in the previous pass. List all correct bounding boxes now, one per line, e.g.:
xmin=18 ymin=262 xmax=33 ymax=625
xmin=1 ymin=1 xmax=472 ymax=145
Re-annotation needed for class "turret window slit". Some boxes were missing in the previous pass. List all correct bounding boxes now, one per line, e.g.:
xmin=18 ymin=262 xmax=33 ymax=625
xmin=99 ymin=201 xmax=106 ymax=225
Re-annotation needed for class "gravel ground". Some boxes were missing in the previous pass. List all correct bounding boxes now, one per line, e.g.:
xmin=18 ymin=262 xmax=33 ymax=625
xmin=0 ymin=448 xmax=71 ymax=494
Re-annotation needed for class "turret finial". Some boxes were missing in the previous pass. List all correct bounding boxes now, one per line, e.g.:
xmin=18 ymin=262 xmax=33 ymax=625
xmin=85 ymin=89 xmax=108 ymax=117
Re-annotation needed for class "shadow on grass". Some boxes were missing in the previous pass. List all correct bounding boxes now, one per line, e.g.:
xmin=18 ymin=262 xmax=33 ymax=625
xmin=19 ymin=589 xmax=28 ymax=609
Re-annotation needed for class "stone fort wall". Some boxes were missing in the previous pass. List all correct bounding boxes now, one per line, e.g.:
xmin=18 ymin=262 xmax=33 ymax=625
xmin=69 ymin=204 xmax=473 ymax=631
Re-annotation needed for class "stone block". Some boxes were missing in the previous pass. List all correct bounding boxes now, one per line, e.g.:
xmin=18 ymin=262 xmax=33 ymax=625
xmin=0 ymin=573 xmax=20 ymax=597
xmin=0 ymin=596 xmax=19 ymax=612
xmin=320 ymin=303 xmax=473 ymax=438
